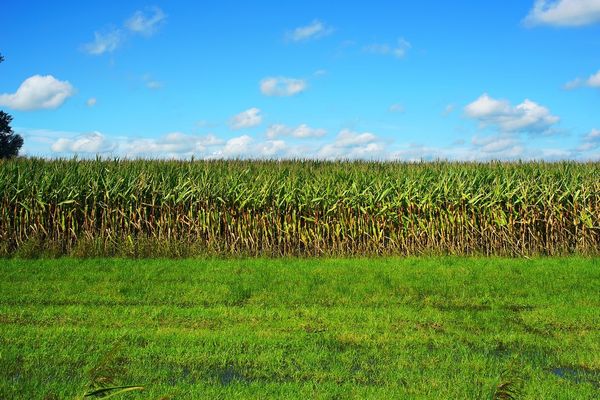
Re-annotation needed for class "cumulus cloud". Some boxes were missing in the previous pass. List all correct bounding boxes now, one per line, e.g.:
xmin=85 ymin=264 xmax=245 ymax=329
xmin=29 ymin=126 xmax=588 ymax=161
xmin=229 ymin=108 xmax=262 ymax=130
xmin=122 ymin=132 xmax=222 ymax=157
xmin=256 ymin=140 xmax=287 ymax=157
xmin=524 ymin=0 xmax=600 ymax=27
xmin=564 ymin=69 xmax=600 ymax=89
xmin=207 ymin=136 xmax=290 ymax=159
xmin=50 ymin=131 xmax=223 ymax=157
xmin=589 ymin=71 xmax=600 ymax=86
xmin=317 ymin=129 xmax=386 ymax=159
xmin=464 ymin=93 xmax=559 ymax=133
xmin=364 ymin=38 xmax=411 ymax=58
xmin=30 ymin=118 xmax=591 ymax=161
xmin=286 ymin=20 xmax=333 ymax=42
xmin=51 ymin=132 xmax=115 ymax=153
xmin=83 ymin=30 xmax=122 ymax=55
xmin=335 ymin=130 xmax=379 ymax=146
xmin=125 ymin=7 xmax=166 ymax=36
xmin=222 ymin=135 xmax=254 ymax=157
xmin=86 ymin=98 xmax=97 ymax=107
xmin=260 ymin=77 xmax=307 ymax=97
xmin=266 ymin=123 xmax=326 ymax=139
xmin=0 ymin=75 xmax=75 ymax=111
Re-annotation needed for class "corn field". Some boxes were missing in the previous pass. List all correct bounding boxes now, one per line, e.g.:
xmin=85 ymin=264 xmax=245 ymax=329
xmin=1 ymin=158 xmax=599 ymax=257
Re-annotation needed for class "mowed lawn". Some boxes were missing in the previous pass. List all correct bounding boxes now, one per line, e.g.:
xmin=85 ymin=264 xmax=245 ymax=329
xmin=1 ymin=258 xmax=599 ymax=399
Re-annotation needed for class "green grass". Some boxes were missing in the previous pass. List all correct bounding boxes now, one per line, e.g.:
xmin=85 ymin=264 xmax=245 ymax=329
xmin=1 ymin=257 xmax=599 ymax=399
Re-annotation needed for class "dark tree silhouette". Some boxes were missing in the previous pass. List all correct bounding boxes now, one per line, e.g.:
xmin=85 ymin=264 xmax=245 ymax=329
xmin=1 ymin=112 xmax=23 ymax=158
xmin=0 ymin=53 xmax=24 ymax=159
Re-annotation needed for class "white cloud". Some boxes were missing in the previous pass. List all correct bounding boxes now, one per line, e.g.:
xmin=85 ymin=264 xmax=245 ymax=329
xmin=335 ymin=130 xmax=378 ymax=147
xmin=0 ymin=75 xmax=75 ymax=111
xmin=364 ymin=38 xmax=411 ymax=58
xmin=317 ymin=129 xmax=385 ymax=159
xmin=122 ymin=132 xmax=222 ymax=157
xmin=345 ymin=142 xmax=386 ymax=158
xmin=50 ymin=131 xmax=222 ymax=157
xmin=389 ymin=104 xmax=405 ymax=113
xmin=83 ymin=7 xmax=165 ymax=56
xmin=564 ymin=78 xmax=584 ymax=89
xmin=287 ymin=20 xmax=333 ymax=42
xmin=86 ymin=98 xmax=97 ymax=107
xmin=564 ymin=69 xmax=600 ymax=89
xmin=525 ymin=0 xmax=600 ymax=27
xmin=27 ymin=118 xmax=594 ymax=161
xmin=207 ymin=136 xmax=290 ymax=159
xmin=266 ymin=123 xmax=326 ymax=139
xmin=256 ymin=140 xmax=287 ymax=157
xmin=125 ymin=7 xmax=167 ymax=36
xmin=289 ymin=124 xmax=326 ymax=138
xmin=577 ymin=128 xmax=600 ymax=151
xmin=260 ymin=77 xmax=307 ymax=97
xmin=471 ymin=135 xmax=524 ymax=156
xmin=83 ymin=30 xmax=122 ymax=55
xmin=390 ymin=138 xmax=527 ymax=162
xmin=18 ymin=128 xmax=85 ymax=156
xmin=542 ymin=148 xmax=577 ymax=159
xmin=265 ymin=124 xmax=289 ymax=139
xmin=229 ymin=108 xmax=262 ymax=130
xmin=588 ymin=70 xmax=600 ymax=86
xmin=51 ymin=132 xmax=115 ymax=153
xmin=586 ymin=128 xmax=600 ymax=139
xmin=464 ymin=93 xmax=559 ymax=133
xmin=222 ymin=135 xmax=254 ymax=157
xmin=577 ymin=142 xmax=597 ymax=151
xmin=465 ymin=94 xmax=510 ymax=118
xmin=25 ymin=126 xmax=591 ymax=161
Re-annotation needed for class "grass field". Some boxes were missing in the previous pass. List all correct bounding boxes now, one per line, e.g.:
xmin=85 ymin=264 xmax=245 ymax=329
xmin=1 ymin=257 xmax=599 ymax=399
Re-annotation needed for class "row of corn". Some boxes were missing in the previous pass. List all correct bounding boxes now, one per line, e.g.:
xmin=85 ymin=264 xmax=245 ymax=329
xmin=1 ymin=158 xmax=598 ymax=257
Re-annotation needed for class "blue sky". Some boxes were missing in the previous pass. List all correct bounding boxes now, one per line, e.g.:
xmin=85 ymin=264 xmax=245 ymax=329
xmin=1 ymin=0 xmax=599 ymax=160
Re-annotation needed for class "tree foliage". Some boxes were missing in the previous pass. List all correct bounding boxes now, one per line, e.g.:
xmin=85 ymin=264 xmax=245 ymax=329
xmin=0 ymin=112 xmax=24 ymax=158
xmin=0 ymin=53 xmax=24 ymax=159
